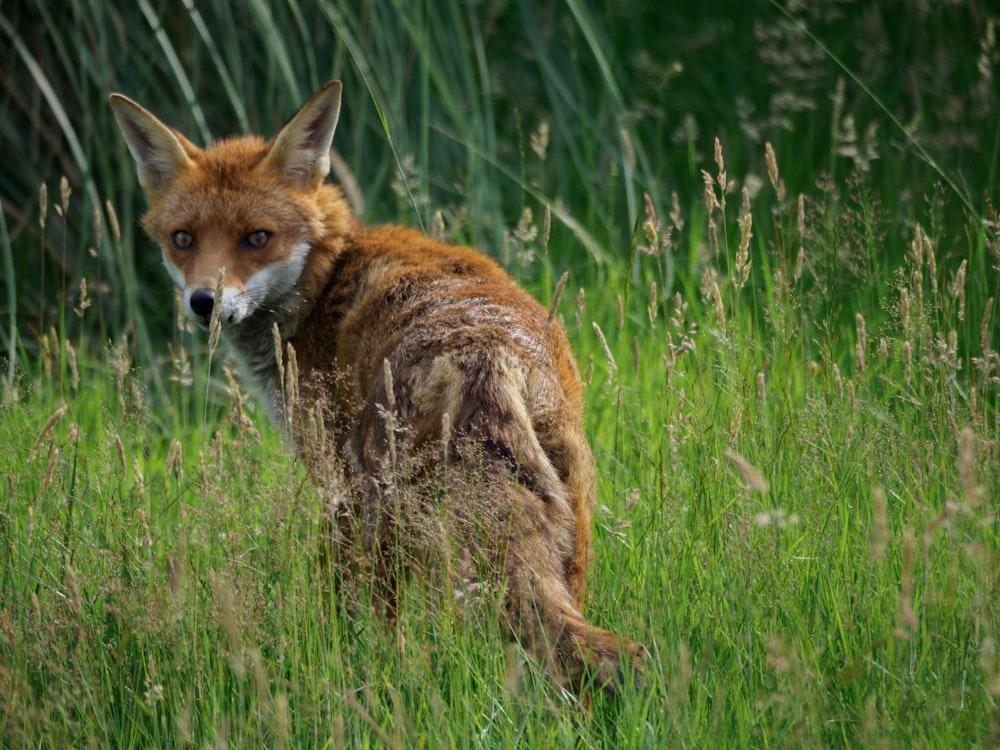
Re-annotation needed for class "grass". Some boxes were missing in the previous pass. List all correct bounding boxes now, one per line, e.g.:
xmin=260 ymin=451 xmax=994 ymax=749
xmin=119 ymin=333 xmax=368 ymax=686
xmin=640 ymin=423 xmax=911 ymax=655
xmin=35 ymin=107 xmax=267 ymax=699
xmin=2 ymin=0 xmax=999 ymax=747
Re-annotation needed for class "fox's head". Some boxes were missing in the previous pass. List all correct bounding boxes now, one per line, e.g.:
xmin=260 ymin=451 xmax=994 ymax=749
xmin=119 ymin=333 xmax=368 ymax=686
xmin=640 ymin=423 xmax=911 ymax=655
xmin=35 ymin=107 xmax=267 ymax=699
xmin=109 ymin=81 xmax=348 ymax=332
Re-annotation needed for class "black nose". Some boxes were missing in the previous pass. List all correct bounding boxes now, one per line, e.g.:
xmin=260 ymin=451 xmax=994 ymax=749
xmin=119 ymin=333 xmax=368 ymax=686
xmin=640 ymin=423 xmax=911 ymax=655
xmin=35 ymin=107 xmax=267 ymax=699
xmin=189 ymin=288 xmax=215 ymax=318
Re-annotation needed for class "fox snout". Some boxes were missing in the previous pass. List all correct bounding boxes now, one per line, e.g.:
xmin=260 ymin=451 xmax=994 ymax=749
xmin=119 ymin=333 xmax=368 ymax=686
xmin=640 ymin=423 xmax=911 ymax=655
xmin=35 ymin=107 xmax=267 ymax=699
xmin=178 ymin=282 xmax=257 ymax=330
xmin=188 ymin=288 xmax=216 ymax=323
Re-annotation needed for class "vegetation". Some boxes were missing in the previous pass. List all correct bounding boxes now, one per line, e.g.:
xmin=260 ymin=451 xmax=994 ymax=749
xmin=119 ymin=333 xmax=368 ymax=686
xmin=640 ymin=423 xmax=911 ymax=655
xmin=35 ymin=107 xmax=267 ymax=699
xmin=2 ymin=0 xmax=998 ymax=746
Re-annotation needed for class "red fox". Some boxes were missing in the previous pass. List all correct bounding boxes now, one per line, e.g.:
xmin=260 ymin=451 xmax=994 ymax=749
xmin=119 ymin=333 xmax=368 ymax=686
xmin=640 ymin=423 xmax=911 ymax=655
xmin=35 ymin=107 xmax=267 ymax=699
xmin=110 ymin=81 xmax=643 ymax=694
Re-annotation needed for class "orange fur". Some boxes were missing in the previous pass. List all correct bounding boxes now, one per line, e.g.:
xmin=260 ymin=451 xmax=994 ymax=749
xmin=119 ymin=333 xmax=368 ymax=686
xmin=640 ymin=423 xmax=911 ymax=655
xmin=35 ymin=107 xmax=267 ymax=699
xmin=110 ymin=81 xmax=643 ymax=693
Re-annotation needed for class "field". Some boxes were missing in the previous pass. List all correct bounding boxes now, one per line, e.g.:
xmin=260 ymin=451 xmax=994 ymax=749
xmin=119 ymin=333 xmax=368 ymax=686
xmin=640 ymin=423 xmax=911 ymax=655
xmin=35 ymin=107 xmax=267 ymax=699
xmin=1 ymin=1 xmax=998 ymax=747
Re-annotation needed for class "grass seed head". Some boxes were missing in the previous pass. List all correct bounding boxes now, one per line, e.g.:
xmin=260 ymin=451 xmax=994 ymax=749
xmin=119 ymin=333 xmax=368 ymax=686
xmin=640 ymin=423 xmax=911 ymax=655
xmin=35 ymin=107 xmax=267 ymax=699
xmin=724 ymin=448 xmax=769 ymax=493
xmin=105 ymin=199 xmax=121 ymax=243
xmin=765 ymin=142 xmax=779 ymax=190
xmin=530 ymin=119 xmax=550 ymax=160
xmin=592 ymin=321 xmax=617 ymax=375
xmin=208 ymin=267 xmax=226 ymax=357
xmin=59 ymin=175 xmax=71 ymax=215
xmin=711 ymin=281 xmax=726 ymax=336
xmin=544 ymin=270 xmax=568 ymax=338
xmin=952 ymin=259 xmax=967 ymax=321
xmin=30 ymin=403 xmax=67 ymax=460
xmin=38 ymin=182 xmax=48 ymax=229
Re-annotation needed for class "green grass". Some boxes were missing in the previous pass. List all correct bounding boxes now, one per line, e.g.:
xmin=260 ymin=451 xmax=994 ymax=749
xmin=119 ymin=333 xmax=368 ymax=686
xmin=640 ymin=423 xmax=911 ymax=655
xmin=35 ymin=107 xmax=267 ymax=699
xmin=2 ymin=1 xmax=999 ymax=747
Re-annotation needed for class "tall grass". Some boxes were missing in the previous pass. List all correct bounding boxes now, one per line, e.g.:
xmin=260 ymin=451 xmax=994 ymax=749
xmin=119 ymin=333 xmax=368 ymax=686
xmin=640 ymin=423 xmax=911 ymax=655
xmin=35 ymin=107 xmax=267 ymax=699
xmin=2 ymin=1 xmax=998 ymax=747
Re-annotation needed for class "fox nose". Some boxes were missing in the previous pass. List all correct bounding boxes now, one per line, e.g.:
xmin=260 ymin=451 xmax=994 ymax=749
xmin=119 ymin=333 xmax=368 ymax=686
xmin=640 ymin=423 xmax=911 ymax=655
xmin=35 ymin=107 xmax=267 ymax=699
xmin=189 ymin=288 xmax=215 ymax=318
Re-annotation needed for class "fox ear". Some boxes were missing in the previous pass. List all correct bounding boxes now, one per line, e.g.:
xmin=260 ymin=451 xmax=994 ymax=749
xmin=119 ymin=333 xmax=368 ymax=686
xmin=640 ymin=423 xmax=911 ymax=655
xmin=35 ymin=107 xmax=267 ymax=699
xmin=109 ymin=94 xmax=194 ymax=193
xmin=266 ymin=80 xmax=342 ymax=188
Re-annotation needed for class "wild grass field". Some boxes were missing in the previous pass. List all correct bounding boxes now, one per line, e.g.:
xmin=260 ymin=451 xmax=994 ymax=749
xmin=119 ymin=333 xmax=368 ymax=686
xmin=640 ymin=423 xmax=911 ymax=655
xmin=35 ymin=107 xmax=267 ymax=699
xmin=2 ymin=1 xmax=999 ymax=747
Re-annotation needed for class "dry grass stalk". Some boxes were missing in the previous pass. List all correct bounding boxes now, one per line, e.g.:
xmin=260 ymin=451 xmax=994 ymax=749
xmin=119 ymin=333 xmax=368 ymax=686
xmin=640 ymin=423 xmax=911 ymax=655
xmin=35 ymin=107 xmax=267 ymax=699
xmin=440 ymin=412 xmax=451 ymax=464
xmin=381 ymin=358 xmax=398 ymax=470
xmin=284 ymin=342 xmax=299 ymax=424
xmin=92 ymin=205 xmax=103 ymax=247
xmin=925 ymin=232 xmax=937 ymax=297
xmin=133 ymin=458 xmax=146 ymax=503
xmin=166 ymin=438 xmax=183 ymax=482
xmin=430 ymin=209 xmax=445 ymax=241
xmin=113 ymin=433 xmax=127 ymax=474
xmin=713 ymin=137 xmax=733 ymax=211
xmin=592 ymin=321 xmax=617 ymax=375
xmin=764 ymin=142 xmax=779 ymax=190
xmin=711 ymin=281 xmax=726 ymax=336
xmin=981 ymin=297 xmax=995 ymax=356
xmin=957 ymin=426 xmax=980 ymax=505
xmin=66 ymin=340 xmax=79 ymax=393
xmin=59 ymin=175 xmax=71 ymax=214
xmin=735 ymin=188 xmax=753 ymax=289
xmin=38 ymin=182 xmax=48 ymax=229
xmin=729 ymin=407 xmax=743 ymax=443
xmin=273 ymin=322 xmax=285 ymax=392
xmin=208 ymin=267 xmax=226 ymax=358
xmin=542 ymin=272 xmax=568 ymax=340
xmin=105 ymin=199 xmax=121 ymax=242
xmin=621 ymin=126 xmax=636 ymax=171
xmin=30 ymin=403 xmax=68 ymax=460
xmin=74 ymin=278 xmax=91 ymax=318
xmin=542 ymin=204 xmax=552 ymax=251
xmin=724 ymin=448 xmax=769 ymax=493
xmin=952 ymin=259 xmax=967 ymax=321
xmin=701 ymin=170 xmax=720 ymax=216
xmin=896 ymin=529 xmax=917 ymax=636
xmin=39 ymin=332 xmax=52 ymax=378
xmin=638 ymin=192 xmax=668 ymax=257
xmin=647 ymin=280 xmax=658 ymax=327
xmin=38 ymin=448 xmax=60 ymax=501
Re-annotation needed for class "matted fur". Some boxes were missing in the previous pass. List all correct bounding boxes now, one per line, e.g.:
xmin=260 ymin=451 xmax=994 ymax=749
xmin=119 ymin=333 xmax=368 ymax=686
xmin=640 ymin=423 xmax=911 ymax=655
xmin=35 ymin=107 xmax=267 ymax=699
xmin=110 ymin=81 xmax=643 ymax=693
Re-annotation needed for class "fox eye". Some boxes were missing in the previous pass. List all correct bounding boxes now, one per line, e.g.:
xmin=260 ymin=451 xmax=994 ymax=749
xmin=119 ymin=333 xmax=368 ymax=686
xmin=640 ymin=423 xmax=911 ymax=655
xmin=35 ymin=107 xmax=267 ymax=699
xmin=172 ymin=230 xmax=194 ymax=250
xmin=245 ymin=230 xmax=271 ymax=249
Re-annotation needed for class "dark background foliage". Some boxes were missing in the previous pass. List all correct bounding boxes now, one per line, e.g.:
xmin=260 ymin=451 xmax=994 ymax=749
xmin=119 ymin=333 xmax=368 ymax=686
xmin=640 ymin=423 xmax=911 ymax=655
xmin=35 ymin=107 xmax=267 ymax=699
xmin=1 ymin=0 xmax=996 ymax=360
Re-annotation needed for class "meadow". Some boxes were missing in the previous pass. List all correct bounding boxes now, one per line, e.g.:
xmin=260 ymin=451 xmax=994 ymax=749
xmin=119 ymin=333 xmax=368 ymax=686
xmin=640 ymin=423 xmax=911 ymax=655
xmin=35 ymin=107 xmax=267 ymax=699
xmin=1 ymin=1 xmax=998 ymax=747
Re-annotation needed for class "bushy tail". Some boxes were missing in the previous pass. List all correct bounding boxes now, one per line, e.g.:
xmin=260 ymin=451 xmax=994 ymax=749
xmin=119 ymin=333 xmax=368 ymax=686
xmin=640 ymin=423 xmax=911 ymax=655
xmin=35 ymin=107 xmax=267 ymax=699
xmin=505 ymin=513 xmax=644 ymax=695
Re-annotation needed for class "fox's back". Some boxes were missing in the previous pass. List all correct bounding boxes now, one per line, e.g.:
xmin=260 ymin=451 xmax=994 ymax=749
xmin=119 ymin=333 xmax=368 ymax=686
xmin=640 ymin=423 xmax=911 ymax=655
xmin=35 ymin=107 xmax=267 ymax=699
xmin=291 ymin=223 xmax=585 ymax=440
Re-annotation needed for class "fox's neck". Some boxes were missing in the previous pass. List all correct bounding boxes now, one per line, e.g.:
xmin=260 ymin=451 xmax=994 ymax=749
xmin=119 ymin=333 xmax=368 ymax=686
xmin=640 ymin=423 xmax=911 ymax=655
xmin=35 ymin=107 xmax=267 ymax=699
xmin=226 ymin=189 xmax=356 ymax=414
xmin=225 ymin=308 xmax=289 ymax=414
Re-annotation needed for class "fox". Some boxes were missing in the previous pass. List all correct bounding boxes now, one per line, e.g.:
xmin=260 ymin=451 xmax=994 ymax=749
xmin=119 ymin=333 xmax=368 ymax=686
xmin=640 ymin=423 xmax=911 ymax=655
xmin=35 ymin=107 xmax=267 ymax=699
xmin=109 ymin=81 xmax=643 ymax=694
